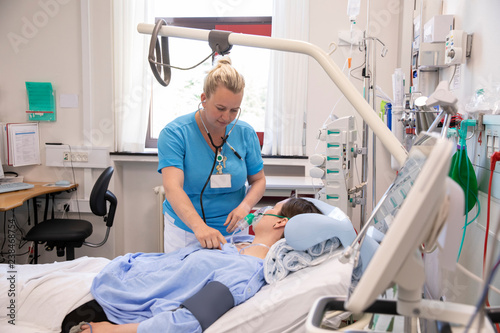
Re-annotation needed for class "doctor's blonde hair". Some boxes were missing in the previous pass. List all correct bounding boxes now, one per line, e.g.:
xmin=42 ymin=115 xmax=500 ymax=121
xmin=203 ymin=56 xmax=245 ymax=98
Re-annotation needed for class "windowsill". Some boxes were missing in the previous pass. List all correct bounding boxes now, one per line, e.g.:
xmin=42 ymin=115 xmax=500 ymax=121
xmin=110 ymin=151 xmax=312 ymax=176
xmin=261 ymin=155 xmax=308 ymax=159
xmin=110 ymin=149 xmax=158 ymax=156
xmin=110 ymin=151 xmax=159 ymax=163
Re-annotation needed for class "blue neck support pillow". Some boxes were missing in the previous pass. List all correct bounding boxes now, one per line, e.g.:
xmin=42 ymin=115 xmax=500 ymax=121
xmin=284 ymin=198 xmax=379 ymax=272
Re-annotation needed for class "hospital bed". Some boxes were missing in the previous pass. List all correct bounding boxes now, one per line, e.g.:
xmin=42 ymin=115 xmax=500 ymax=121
xmin=0 ymin=199 xmax=364 ymax=333
xmin=0 ymin=254 xmax=350 ymax=333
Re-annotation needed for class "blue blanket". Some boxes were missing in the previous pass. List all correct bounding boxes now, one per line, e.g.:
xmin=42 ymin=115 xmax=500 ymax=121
xmin=263 ymin=237 xmax=341 ymax=283
xmin=91 ymin=236 xmax=264 ymax=333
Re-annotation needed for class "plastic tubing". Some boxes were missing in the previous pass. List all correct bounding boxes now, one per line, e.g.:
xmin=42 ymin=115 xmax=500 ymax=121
xmin=458 ymin=119 xmax=477 ymax=147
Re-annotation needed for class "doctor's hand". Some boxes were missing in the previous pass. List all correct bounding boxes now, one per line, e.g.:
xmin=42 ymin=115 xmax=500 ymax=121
xmin=225 ymin=204 xmax=251 ymax=233
xmin=192 ymin=224 xmax=227 ymax=250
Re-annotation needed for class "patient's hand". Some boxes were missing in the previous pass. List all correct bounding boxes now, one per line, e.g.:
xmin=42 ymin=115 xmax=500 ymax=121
xmin=81 ymin=322 xmax=139 ymax=333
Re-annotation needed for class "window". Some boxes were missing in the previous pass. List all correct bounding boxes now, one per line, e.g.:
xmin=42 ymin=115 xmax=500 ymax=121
xmin=146 ymin=16 xmax=272 ymax=148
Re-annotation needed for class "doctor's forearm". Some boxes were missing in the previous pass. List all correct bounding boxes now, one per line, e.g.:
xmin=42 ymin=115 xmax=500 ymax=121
xmin=163 ymin=186 xmax=206 ymax=230
xmin=162 ymin=168 xmax=207 ymax=231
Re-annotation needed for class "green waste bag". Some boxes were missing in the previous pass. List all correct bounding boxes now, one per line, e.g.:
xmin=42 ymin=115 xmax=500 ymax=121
xmin=449 ymin=146 xmax=478 ymax=213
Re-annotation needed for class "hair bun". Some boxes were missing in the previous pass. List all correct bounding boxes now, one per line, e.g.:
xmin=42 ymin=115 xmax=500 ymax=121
xmin=204 ymin=55 xmax=244 ymax=97
xmin=216 ymin=56 xmax=232 ymax=66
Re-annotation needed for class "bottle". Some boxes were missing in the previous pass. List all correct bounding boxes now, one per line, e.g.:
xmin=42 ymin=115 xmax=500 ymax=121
xmin=235 ymin=206 xmax=272 ymax=231
xmin=347 ymin=0 xmax=361 ymax=22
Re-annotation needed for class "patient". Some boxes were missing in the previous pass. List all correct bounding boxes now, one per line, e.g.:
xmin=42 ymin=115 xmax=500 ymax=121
xmin=62 ymin=197 xmax=322 ymax=333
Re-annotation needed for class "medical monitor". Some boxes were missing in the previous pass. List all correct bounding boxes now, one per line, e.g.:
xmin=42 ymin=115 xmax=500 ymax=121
xmin=345 ymin=132 xmax=453 ymax=314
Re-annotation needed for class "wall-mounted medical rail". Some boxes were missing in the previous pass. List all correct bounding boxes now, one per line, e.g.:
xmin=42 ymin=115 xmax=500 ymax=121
xmin=137 ymin=23 xmax=408 ymax=166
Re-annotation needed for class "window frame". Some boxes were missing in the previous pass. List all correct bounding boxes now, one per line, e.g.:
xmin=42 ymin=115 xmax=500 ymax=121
xmin=145 ymin=16 xmax=272 ymax=149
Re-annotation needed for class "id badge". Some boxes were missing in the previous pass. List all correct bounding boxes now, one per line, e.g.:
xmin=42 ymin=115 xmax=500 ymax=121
xmin=210 ymin=174 xmax=231 ymax=188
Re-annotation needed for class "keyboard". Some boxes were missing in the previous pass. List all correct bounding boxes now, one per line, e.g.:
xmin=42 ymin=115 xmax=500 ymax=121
xmin=0 ymin=182 xmax=35 ymax=194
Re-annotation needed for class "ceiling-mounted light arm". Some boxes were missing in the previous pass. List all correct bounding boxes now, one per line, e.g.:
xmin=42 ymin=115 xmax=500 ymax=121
xmin=137 ymin=23 xmax=408 ymax=166
xmin=208 ymin=30 xmax=233 ymax=58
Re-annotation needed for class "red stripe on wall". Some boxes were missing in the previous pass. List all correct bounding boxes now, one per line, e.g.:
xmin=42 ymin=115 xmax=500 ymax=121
xmin=215 ymin=24 xmax=271 ymax=36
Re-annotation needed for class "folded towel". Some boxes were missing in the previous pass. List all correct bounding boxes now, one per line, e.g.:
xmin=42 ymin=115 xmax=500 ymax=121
xmin=264 ymin=237 xmax=341 ymax=284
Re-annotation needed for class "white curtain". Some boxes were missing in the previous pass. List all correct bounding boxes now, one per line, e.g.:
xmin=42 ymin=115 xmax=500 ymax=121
xmin=262 ymin=0 xmax=309 ymax=156
xmin=113 ymin=0 xmax=154 ymax=152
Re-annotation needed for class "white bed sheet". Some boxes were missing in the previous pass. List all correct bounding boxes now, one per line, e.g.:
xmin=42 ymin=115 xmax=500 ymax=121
xmin=0 ymin=257 xmax=110 ymax=333
xmin=207 ymin=249 xmax=352 ymax=333
xmin=0 ymin=251 xmax=352 ymax=333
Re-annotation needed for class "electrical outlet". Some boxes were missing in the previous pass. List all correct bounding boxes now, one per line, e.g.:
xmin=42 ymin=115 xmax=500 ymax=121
xmin=46 ymin=145 xmax=109 ymax=168
xmin=55 ymin=202 xmax=71 ymax=212
xmin=63 ymin=151 xmax=89 ymax=162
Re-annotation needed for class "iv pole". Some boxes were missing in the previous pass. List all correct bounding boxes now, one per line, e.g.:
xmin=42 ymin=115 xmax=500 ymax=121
xmin=137 ymin=22 xmax=408 ymax=168
xmin=356 ymin=0 xmax=390 ymax=228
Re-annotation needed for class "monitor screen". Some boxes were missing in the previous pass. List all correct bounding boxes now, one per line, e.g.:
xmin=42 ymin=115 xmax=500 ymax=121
xmin=345 ymin=132 xmax=453 ymax=313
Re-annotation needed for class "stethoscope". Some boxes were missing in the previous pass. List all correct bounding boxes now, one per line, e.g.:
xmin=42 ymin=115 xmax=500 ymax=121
xmin=198 ymin=101 xmax=240 ymax=153
xmin=198 ymin=103 xmax=242 ymax=223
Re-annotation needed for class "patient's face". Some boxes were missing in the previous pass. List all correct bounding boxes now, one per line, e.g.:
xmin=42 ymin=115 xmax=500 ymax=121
xmin=253 ymin=199 xmax=288 ymax=235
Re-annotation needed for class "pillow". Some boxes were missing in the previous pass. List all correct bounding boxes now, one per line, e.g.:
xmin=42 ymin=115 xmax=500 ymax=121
xmin=284 ymin=198 xmax=379 ymax=273
xmin=284 ymin=213 xmax=356 ymax=251
xmin=285 ymin=198 xmax=355 ymax=251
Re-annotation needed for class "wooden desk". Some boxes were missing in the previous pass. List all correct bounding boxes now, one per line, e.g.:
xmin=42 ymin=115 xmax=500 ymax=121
xmin=0 ymin=182 xmax=78 ymax=263
xmin=0 ymin=182 xmax=77 ymax=212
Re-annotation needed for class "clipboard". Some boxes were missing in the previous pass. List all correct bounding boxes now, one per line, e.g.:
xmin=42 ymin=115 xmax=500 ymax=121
xmin=1 ymin=123 xmax=41 ymax=167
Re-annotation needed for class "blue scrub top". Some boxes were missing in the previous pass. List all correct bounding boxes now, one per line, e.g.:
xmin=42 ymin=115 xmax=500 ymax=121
xmin=157 ymin=111 xmax=263 ymax=235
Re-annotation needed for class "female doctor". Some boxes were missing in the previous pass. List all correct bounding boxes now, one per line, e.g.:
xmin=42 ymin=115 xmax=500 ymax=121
xmin=157 ymin=57 xmax=266 ymax=253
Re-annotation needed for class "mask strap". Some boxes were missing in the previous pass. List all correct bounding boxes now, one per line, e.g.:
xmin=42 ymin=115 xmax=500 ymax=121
xmin=263 ymin=213 xmax=288 ymax=219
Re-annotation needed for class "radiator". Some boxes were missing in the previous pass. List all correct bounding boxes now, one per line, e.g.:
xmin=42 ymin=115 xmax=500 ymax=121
xmin=153 ymin=185 xmax=165 ymax=252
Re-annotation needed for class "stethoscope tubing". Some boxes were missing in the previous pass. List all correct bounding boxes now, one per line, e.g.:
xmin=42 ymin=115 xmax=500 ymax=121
xmin=197 ymin=107 xmax=241 ymax=223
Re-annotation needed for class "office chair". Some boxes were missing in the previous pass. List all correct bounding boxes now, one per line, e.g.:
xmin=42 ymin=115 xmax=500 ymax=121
xmin=25 ymin=167 xmax=117 ymax=261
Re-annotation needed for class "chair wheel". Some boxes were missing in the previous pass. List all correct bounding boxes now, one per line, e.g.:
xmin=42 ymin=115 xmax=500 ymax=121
xmin=56 ymin=246 xmax=65 ymax=257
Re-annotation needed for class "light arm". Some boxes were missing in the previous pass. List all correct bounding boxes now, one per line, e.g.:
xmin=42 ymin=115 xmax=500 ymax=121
xmin=137 ymin=23 xmax=408 ymax=166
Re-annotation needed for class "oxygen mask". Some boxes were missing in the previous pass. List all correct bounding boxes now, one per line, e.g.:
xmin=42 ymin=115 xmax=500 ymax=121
xmin=235 ymin=206 xmax=273 ymax=231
